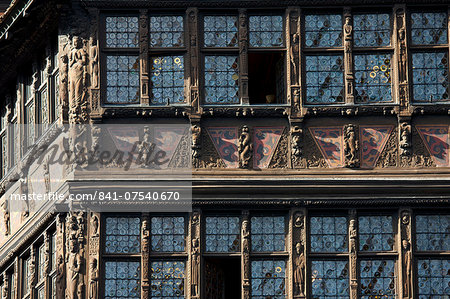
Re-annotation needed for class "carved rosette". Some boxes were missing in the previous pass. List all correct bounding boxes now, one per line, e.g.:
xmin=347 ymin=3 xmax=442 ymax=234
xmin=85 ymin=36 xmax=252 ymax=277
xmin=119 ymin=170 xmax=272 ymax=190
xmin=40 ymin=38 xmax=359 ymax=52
xmin=292 ymin=210 xmax=306 ymax=298
xmin=400 ymin=209 xmax=412 ymax=299
xmin=290 ymin=125 xmax=303 ymax=167
xmin=349 ymin=210 xmax=357 ymax=299
xmin=238 ymin=125 xmax=253 ymax=169
xmin=191 ymin=124 xmax=202 ymax=167
xmin=190 ymin=210 xmax=201 ymax=298
xmin=344 ymin=124 xmax=359 ymax=168
xmin=141 ymin=214 xmax=150 ymax=299
xmin=241 ymin=211 xmax=250 ymax=299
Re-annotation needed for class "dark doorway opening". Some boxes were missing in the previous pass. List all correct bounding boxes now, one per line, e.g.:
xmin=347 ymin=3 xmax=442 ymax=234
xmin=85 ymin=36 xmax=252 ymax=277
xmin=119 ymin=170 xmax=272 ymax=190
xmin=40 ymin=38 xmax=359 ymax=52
xmin=248 ymin=52 xmax=285 ymax=105
xmin=204 ymin=257 xmax=241 ymax=299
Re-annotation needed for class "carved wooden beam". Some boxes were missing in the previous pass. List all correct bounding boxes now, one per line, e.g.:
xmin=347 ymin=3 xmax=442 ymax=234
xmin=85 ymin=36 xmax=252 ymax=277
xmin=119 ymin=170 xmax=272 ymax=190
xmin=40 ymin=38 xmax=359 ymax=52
xmin=238 ymin=9 xmax=249 ymax=105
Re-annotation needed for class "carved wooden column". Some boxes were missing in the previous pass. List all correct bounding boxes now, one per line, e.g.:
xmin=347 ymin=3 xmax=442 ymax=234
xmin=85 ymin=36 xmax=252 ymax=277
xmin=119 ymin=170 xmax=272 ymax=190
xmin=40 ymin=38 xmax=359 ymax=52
xmin=88 ymin=212 xmax=100 ymax=299
xmin=290 ymin=122 xmax=304 ymax=169
xmin=291 ymin=209 xmax=306 ymax=299
xmin=238 ymin=9 xmax=249 ymax=105
xmin=43 ymin=232 xmax=50 ymax=299
xmin=88 ymin=8 xmax=101 ymax=118
xmin=58 ymin=31 xmax=70 ymax=124
xmin=13 ymin=257 xmax=19 ymax=299
xmin=399 ymin=209 xmax=413 ymax=299
xmin=191 ymin=123 xmax=201 ymax=168
xmin=141 ymin=213 xmax=150 ymax=299
xmin=29 ymin=246 xmax=37 ymax=299
xmin=66 ymin=211 xmax=86 ymax=299
xmin=287 ymin=7 xmax=302 ymax=117
xmin=139 ymin=10 xmax=150 ymax=106
xmin=55 ymin=214 xmax=66 ymax=299
xmin=344 ymin=124 xmax=359 ymax=168
xmin=344 ymin=8 xmax=355 ymax=104
xmin=241 ymin=211 xmax=250 ymax=299
xmin=189 ymin=210 xmax=201 ymax=299
xmin=187 ymin=8 xmax=200 ymax=114
xmin=349 ymin=210 xmax=358 ymax=299
xmin=3 ymin=272 xmax=9 ymax=299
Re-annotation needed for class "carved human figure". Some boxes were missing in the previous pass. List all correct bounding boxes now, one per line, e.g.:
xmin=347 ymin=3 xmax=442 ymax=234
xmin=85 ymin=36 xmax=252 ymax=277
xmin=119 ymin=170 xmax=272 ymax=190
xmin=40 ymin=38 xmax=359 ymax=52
xmin=89 ymin=38 xmax=99 ymax=88
xmin=142 ymin=219 xmax=150 ymax=252
xmin=191 ymin=238 xmax=200 ymax=297
xmin=294 ymin=213 xmax=304 ymax=228
xmin=89 ymin=258 xmax=98 ymax=299
xmin=344 ymin=125 xmax=359 ymax=167
xmin=290 ymin=33 xmax=300 ymax=85
xmin=1 ymin=200 xmax=9 ymax=236
xmin=60 ymin=51 xmax=69 ymax=105
xmin=400 ymin=123 xmax=411 ymax=156
xmin=191 ymin=125 xmax=201 ymax=160
xmin=67 ymin=238 xmax=82 ymax=299
xmin=242 ymin=219 xmax=250 ymax=253
xmin=291 ymin=126 xmax=303 ymax=158
xmin=137 ymin=126 xmax=153 ymax=167
xmin=56 ymin=255 xmax=66 ymax=299
xmin=294 ymin=242 xmax=305 ymax=296
xmin=402 ymin=240 xmax=411 ymax=298
xmin=238 ymin=125 xmax=252 ymax=168
xmin=91 ymin=214 xmax=99 ymax=237
xmin=349 ymin=219 xmax=357 ymax=253
xmin=68 ymin=36 xmax=87 ymax=109
xmin=43 ymin=158 xmax=50 ymax=193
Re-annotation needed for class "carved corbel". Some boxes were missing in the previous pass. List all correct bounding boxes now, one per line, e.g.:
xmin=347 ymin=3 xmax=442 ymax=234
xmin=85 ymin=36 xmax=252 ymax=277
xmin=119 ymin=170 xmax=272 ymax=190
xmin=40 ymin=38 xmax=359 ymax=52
xmin=349 ymin=210 xmax=357 ymax=299
xmin=400 ymin=209 xmax=412 ymax=299
xmin=190 ymin=210 xmax=201 ymax=298
xmin=141 ymin=214 xmax=150 ymax=299
xmin=241 ymin=211 xmax=250 ymax=299
xmin=238 ymin=125 xmax=252 ymax=168
xmin=292 ymin=210 xmax=306 ymax=298
xmin=343 ymin=8 xmax=354 ymax=104
xmin=344 ymin=124 xmax=359 ymax=168
xmin=1 ymin=199 xmax=9 ymax=236
xmin=191 ymin=124 xmax=201 ymax=167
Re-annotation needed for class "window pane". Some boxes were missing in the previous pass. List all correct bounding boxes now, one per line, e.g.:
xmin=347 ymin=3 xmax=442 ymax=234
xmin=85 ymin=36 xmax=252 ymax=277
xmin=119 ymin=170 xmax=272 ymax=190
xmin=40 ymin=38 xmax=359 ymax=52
xmin=106 ymin=16 xmax=139 ymax=48
xmin=150 ymin=56 xmax=185 ymax=105
xmin=305 ymin=55 xmax=344 ymax=104
xmin=251 ymin=260 xmax=286 ymax=298
xmin=251 ymin=216 xmax=285 ymax=252
xmin=106 ymin=55 xmax=140 ymax=104
xmin=204 ymin=16 xmax=238 ymax=47
xmin=359 ymin=260 xmax=396 ymax=299
xmin=204 ymin=56 xmax=239 ymax=105
xmin=151 ymin=216 xmax=185 ymax=252
xmin=417 ymin=259 xmax=450 ymax=297
xmin=354 ymin=14 xmax=390 ymax=47
xmin=249 ymin=15 xmax=283 ymax=47
xmin=311 ymin=260 xmax=349 ymax=298
xmin=205 ymin=216 xmax=240 ymax=252
xmin=416 ymin=215 xmax=450 ymax=251
xmin=38 ymin=244 xmax=46 ymax=281
xmin=412 ymin=52 xmax=449 ymax=103
xmin=150 ymin=261 xmax=185 ymax=298
xmin=411 ymin=12 xmax=448 ymax=45
xmin=105 ymin=217 xmax=141 ymax=253
xmin=105 ymin=261 xmax=140 ymax=299
xmin=359 ymin=216 xmax=394 ymax=251
xmin=354 ymin=53 xmax=392 ymax=103
xmin=305 ymin=14 xmax=342 ymax=48
xmin=310 ymin=216 xmax=347 ymax=252
xmin=150 ymin=15 xmax=184 ymax=47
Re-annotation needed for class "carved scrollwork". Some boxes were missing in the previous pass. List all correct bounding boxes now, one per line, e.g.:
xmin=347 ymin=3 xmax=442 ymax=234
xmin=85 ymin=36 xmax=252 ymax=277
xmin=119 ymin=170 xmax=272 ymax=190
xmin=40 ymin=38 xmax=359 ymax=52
xmin=377 ymin=128 xmax=398 ymax=168
xmin=344 ymin=124 xmax=359 ymax=168
xmin=302 ymin=129 xmax=327 ymax=168
xmin=401 ymin=127 xmax=435 ymax=168
xmin=349 ymin=210 xmax=358 ymax=299
xmin=238 ymin=125 xmax=252 ymax=169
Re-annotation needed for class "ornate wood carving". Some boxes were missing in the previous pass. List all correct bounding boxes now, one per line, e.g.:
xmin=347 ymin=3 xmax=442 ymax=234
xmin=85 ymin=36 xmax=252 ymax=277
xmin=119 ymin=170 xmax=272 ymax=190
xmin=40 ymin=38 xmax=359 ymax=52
xmin=1 ymin=199 xmax=9 ymax=236
xmin=241 ymin=211 xmax=250 ymax=299
xmin=68 ymin=36 xmax=88 ymax=124
xmin=141 ymin=213 xmax=150 ymax=299
xmin=187 ymin=8 xmax=200 ymax=113
xmin=238 ymin=9 xmax=249 ymax=105
xmin=344 ymin=8 xmax=354 ymax=104
xmin=238 ymin=125 xmax=252 ymax=168
xmin=191 ymin=124 xmax=201 ymax=168
xmin=28 ymin=246 xmax=37 ymax=295
xmin=377 ymin=127 xmax=398 ymax=168
xmin=88 ymin=8 xmax=100 ymax=116
xmin=344 ymin=124 xmax=359 ymax=168
xmin=399 ymin=121 xmax=412 ymax=156
xmin=197 ymin=129 xmax=225 ymax=168
xmin=2 ymin=273 xmax=8 ymax=299
xmin=190 ymin=210 xmax=201 ymax=299
xmin=400 ymin=126 xmax=435 ymax=168
xmin=349 ymin=210 xmax=357 ymax=299
xmin=88 ymin=212 xmax=100 ymax=299
xmin=66 ymin=211 xmax=86 ymax=299
xmin=292 ymin=209 xmax=306 ymax=298
xmin=395 ymin=5 xmax=411 ymax=114
xmin=269 ymin=127 xmax=289 ymax=168
xmin=290 ymin=125 xmax=303 ymax=168
xmin=302 ymin=128 xmax=327 ymax=168
xmin=400 ymin=209 xmax=412 ymax=299
xmin=58 ymin=34 xmax=70 ymax=122
xmin=139 ymin=10 xmax=149 ymax=105
xmin=288 ymin=7 xmax=301 ymax=115
xmin=55 ymin=214 xmax=66 ymax=299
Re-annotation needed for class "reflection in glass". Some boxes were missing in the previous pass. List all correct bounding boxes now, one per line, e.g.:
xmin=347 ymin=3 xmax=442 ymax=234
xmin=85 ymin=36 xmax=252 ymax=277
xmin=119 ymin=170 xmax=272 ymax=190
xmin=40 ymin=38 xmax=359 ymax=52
xmin=105 ymin=217 xmax=141 ymax=253
xmin=305 ymin=14 xmax=342 ymax=48
xmin=411 ymin=12 xmax=448 ymax=45
xmin=205 ymin=216 xmax=240 ymax=252
xmin=310 ymin=216 xmax=347 ymax=252
xmin=251 ymin=260 xmax=286 ymax=298
xmin=355 ymin=54 xmax=392 ymax=103
xmin=106 ymin=55 xmax=140 ymax=104
xmin=251 ymin=216 xmax=285 ymax=252
xmin=204 ymin=16 xmax=238 ymax=47
xmin=311 ymin=260 xmax=349 ymax=298
xmin=151 ymin=216 xmax=185 ymax=252
xmin=412 ymin=52 xmax=449 ymax=103
xmin=150 ymin=16 xmax=184 ymax=47
xmin=204 ymin=56 xmax=239 ymax=104
xmin=150 ymin=56 xmax=185 ymax=105
xmin=305 ymin=55 xmax=344 ymax=104
xmin=359 ymin=216 xmax=394 ymax=251
xmin=416 ymin=215 xmax=450 ymax=251
xmin=105 ymin=261 xmax=141 ymax=299
xmin=353 ymin=14 xmax=390 ymax=47
xmin=359 ymin=260 xmax=396 ymax=299
xmin=106 ymin=16 xmax=139 ymax=48
xmin=151 ymin=261 xmax=185 ymax=298
xmin=249 ymin=15 xmax=283 ymax=47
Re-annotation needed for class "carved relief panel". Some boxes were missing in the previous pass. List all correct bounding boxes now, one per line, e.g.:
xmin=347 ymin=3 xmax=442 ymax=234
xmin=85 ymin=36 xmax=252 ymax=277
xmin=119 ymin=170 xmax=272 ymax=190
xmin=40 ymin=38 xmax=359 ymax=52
xmin=291 ymin=209 xmax=306 ymax=299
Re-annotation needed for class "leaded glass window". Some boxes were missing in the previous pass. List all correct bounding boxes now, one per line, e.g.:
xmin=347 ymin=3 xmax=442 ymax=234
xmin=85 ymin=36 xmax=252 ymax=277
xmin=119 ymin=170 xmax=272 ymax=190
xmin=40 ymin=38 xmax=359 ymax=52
xmin=106 ymin=55 xmax=140 ymax=104
xmin=359 ymin=259 xmax=396 ymax=298
xmin=249 ymin=15 xmax=283 ymax=47
xmin=412 ymin=52 xmax=449 ymax=103
xmin=310 ymin=216 xmax=347 ymax=253
xmin=150 ymin=15 xmax=184 ymax=48
xmin=205 ymin=216 xmax=240 ymax=252
xmin=353 ymin=14 xmax=391 ymax=47
xmin=204 ymin=16 xmax=238 ymax=47
xmin=416 ymin=215 xmax=450 ymax=251
xmin=251 ymin=260 xmax=286 ymax=298
xmin=150 ymin=56 xmax=185 ymax=105
xmin=417 ymin=259 xmax=450 ymax=297
xmin=105 ymin=217 xmax=141 ymax=254
xmin=305 ymin=55 xmax=344 ymax=104
xmin=354 ymin=54 xmax=392 ymax=103
xmin=151 ymin=216 xmax=185 ymax=252
xmin=311 ymin=260 xmax=349 ymax=298
xmin=305 ymin=14 xmax=342 ymax=48
xmin=251 ymin=216 xmax=285 ymax=252
xmin=204 ymin=56 xmax=239 ymax=105
xmin=411 ymin=12 xmax=448 ymax=45
xmin=359 ymin=216 xmax=394 ymax=251
xmin=150 ymin=261 xmax=185 ymax=298
xmin=104 ymin=261 xmax=141 ymax=299
xmin=106 ymin=16 xmax=139 ymax=48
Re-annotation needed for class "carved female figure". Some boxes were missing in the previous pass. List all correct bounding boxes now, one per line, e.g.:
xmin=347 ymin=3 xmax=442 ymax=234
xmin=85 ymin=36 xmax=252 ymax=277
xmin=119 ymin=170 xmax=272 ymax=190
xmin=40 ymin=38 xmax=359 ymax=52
xmin=89 ymin=38 xmax=99 ymax=88
xmin=294 ymin=242 xmax=305 ymax=296
xmin=402 ymin=240 xmax=411 ymax=298
xmin=69 ymin=36 xmax=87 ymax=107
xmin=191 ymin=238 xmax=200 ymax=297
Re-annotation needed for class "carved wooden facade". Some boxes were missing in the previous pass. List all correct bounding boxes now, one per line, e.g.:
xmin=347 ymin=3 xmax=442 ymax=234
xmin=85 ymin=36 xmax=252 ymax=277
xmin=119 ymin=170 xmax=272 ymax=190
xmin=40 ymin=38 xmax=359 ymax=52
xmin=0 ymin=0 xmax=449 ymax=299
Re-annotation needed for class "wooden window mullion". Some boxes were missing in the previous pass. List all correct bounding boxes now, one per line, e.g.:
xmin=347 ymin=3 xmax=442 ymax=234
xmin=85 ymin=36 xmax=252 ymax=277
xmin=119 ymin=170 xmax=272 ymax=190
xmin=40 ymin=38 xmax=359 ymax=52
xmin=139 ymin=10 xmax=149 ymax=106
xmin=344 ymin=8 xmax=355 ymax=105
xmin=238 ymin=9 xmax=249 ymax=105
xmin=287 ymin=7 xmax=302 ymax=117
